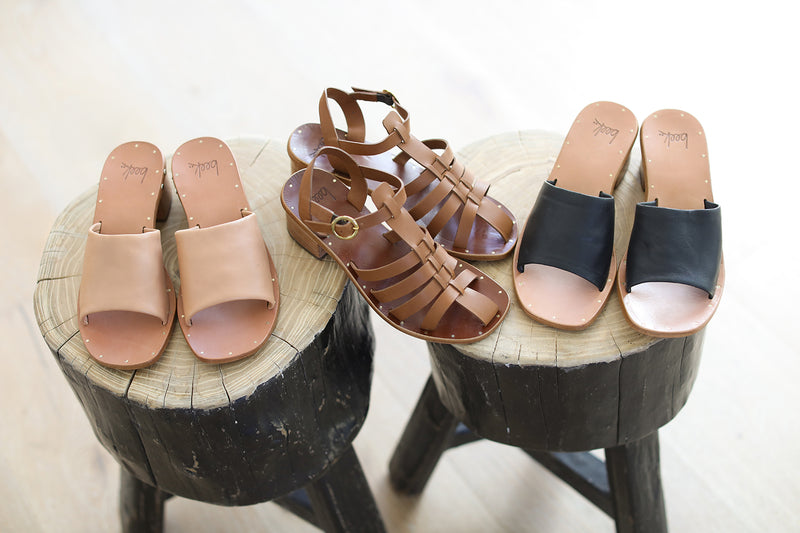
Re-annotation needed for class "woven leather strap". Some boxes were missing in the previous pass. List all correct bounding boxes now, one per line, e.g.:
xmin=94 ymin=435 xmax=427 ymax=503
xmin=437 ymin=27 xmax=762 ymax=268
xmin=317 ymin=88 xmax=513 ymax=250
xmin=175 ymin=211 xmax=275 ymax=323
xmin=298 ymin=147 xmax=499 ymax=329
xmin=79 ymin=223 xmax=171 ymax=324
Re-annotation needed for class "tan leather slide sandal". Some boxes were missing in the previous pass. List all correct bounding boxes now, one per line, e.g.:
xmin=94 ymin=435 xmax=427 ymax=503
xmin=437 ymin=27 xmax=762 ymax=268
xmin=287 ymin=87 xmax=517 ymax=261
xmin=513 ymin=102 xmax=638 ymax=330
xmin=172 ymin=137 xmax=279 ymax=363
xmin=282 ymin=146 xmax=509 ymax=344
xmin=617 ymin=110 xmax=724 ymax=337
xmin=78 ymin=142 xmax=176 ymax=369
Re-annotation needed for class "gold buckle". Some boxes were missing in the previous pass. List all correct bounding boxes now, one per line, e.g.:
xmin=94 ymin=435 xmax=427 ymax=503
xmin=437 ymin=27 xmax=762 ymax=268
xmin=377 ymin=89 xmax=397 ymax=106
xmin=331 ymin=215 xmax=359 ymax=240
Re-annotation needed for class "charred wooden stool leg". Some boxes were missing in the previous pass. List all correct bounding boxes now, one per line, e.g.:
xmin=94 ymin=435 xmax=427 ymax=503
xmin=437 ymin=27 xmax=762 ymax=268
xmin=119 ymin=468 xmax=171 ymax=533
xmin=605 ymin=431 xmax=667 ymax=533
xmin=389 ymin=376 xmax=459 ymax=494
xmin=306 ymin=444 xmax=386 ymax=533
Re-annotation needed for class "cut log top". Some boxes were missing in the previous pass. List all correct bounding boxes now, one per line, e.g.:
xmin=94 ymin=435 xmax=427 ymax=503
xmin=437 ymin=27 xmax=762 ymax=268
xmin=34 ymin=138 xmax=347 ymax=410
xmin=456 ymin=131 xmax=656 ymax=367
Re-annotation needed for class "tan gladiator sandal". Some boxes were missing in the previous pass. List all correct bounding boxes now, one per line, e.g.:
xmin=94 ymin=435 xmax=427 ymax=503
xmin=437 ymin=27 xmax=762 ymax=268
xmin=287 ymin=87 xmax=517 ymax=261
xmin=282 ymin=146 xmax=509 ymax=343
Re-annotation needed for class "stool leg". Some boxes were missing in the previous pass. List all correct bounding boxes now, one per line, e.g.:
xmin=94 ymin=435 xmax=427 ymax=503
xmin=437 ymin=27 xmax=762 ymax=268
xmin=389 ymin=375 xmax=459 ymax=494
xmin=306 ymin=444 xmax=386 ymax=533
xmin=605 ymin=431 xmax=668 ymax=533
xmin=119 ymin=467 xmax=170 ymax=533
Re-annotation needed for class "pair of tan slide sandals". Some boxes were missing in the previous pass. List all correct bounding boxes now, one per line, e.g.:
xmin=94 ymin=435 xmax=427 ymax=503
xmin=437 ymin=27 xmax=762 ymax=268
xmin=79 ymin=88 xmax=723 ymax=370
xmin=78 ymin=138 xmax=279 ymax=369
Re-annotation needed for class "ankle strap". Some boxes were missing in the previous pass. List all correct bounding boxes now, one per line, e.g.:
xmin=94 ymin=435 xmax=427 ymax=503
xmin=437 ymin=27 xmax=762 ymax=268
xmin=298 ymin=146 xmax=407 ymax=238
xmin=318 ymin=87 xmax=411 ymax=157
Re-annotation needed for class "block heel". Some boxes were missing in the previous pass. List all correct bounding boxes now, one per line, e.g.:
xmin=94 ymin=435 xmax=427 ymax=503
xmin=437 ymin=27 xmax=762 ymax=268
xmin=156 ymin=172 xmax=173 ymax=221
xmin=286 ymin=210 xmax=327 ymax=259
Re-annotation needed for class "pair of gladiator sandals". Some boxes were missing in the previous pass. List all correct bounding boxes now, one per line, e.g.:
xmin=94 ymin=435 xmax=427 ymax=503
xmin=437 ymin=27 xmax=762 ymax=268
xmin=78 ymin=89 xmax=723 ymax=370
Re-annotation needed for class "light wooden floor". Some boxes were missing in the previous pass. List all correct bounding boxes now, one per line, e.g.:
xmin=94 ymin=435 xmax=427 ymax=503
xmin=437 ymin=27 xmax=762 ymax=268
xmin=2 ymin=1 xmax=798 ymax=531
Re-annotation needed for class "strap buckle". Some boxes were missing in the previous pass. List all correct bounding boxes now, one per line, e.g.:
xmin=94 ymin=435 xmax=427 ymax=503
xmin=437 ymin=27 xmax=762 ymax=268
xmin=376 ymin=90 xmax=397 ymax=107
xmin=331 ymin=215 xmax=359 ymax=240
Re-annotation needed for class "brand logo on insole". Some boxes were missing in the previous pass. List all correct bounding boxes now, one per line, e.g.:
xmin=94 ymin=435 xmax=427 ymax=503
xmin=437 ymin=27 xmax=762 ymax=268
xmin=592 ymin=119 xmax=619 ymax=144
xmin=313 ymin=186 xmax=336 ymax=204
xmin=188 ymin=160 xmax=219 ymax=178
xmin=120 ymin=162 xmax=148 ymax=183
xmin=658 ymin=130 xmax=689 ymax=149
xmin=310 ymin=137 xmax=325 ymax=156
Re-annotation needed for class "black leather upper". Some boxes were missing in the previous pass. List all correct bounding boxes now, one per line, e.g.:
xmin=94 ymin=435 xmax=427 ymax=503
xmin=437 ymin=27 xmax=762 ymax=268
xmin=625 ymin=200 xmax=722 ymax=297
xmin=517 ymin=180 xmax=615 ymax=291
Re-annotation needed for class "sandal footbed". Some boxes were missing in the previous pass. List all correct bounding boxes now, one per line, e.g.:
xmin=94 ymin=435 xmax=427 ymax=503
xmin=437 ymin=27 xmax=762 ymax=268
xmin=617 ymin=110 xmax=723 ymax=336
xmin=80 ymin=141 xmax=176 ymax=369
xmin=514 ymin=102 xmax=638 ymax=329
xmin=172 ymin=137 xmax=279 ymax=361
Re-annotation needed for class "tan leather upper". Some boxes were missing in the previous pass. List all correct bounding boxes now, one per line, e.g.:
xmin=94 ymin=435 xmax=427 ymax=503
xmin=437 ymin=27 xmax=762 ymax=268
xmin=175 ymin=210 xmax=275 ymax=324
xmin=295 ymin=146 xmax=499 ymax=330
xmin=79 ymin=223 xmax=171 ymax=324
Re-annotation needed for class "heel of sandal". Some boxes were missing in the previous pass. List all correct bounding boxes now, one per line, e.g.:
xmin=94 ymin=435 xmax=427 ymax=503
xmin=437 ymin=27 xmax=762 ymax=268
xmin=613 ymin=148 xmax=635 ymax=191
xmin=156 ymin=170 xmax=172 ymax=221
xmin=286 ymin=214 xmax=327 ymax=259
xmin=289 ymin=155 xmax=306 ymax=174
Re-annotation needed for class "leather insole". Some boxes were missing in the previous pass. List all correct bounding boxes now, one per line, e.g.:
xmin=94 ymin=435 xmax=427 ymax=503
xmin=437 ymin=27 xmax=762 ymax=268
xmin=618 ymin=110 xmax=724 ymax=337
xmin=172 ymin=137 xmax=279 ymax=362
xmin=79 ymin=142 xmax=176 ymax=369
xmin=514 ymin=102 xmax=638 ymax=329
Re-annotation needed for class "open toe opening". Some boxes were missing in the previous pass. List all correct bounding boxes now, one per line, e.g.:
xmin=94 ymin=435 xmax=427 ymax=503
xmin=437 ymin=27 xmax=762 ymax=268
xmin=621 ymin=282 xmax=720 ymax=337
xmin=80 ymin=310 xmax=170 ymax=369
xmin=515 ymin=264 xmax=613 ymax=330
xmin=179 ymin=299 xmax=276 ymax=363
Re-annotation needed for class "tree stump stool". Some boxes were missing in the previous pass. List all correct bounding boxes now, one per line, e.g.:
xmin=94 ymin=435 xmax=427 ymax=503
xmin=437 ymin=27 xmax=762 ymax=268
xmin=389 ymin=131 xmax=705 ymax=533
xmin=33 ymin=138 xmax=385 ymax=533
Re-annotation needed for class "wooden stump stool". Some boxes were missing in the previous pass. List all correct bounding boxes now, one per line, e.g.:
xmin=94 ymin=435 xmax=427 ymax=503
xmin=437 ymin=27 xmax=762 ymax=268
xmin=389 ymin=132 xmax=705 ymax=533
xmin=34 ymin=138 xmax=385 ymax=533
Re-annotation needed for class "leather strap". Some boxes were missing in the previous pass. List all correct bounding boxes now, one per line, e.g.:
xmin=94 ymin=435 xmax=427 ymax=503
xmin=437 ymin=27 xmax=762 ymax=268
xmin=381 ymin=114 xmax=512 ymax=248
xmin=319 ymin=88 xmax=410 ymax=156
xmin=316 ymin=88 xmax=512 ymax=250
xmin=79 ymin=223 xmax=171 ymax=323
xmin=175 ymin=211 xmax=275 ymax=323
xmin=299 ymin=146 xmax=406 ymax=237
xmin=625 ymin=200 xmax=722 ymax=297
xmin=517 ymin=180 xmax=615 ymax=290
xmin=297 ymin=147 xmax=499 ymax=328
